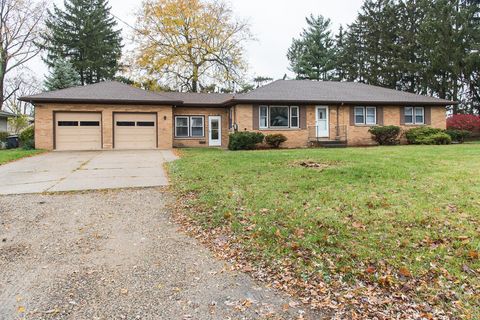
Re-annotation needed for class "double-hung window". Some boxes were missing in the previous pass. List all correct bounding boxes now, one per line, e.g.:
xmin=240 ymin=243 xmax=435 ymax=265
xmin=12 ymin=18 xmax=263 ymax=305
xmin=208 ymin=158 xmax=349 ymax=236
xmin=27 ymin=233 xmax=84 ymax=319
xmin=259 ymin=106 xmax=300 ymax=129
xmin=175 ymin=116 xmax=205 ymax=138
xmin=190 ymin=116 xmax=204 ymax=137
xmin=405 ymin=106 xmax=424 ymax=125
xmin=259 ymin=106 xmax=268 ymax=129
xmin=354 ymin=106 xmax=376 ymax=125
xmin=290 ymin=106 xmax=299 ymax=128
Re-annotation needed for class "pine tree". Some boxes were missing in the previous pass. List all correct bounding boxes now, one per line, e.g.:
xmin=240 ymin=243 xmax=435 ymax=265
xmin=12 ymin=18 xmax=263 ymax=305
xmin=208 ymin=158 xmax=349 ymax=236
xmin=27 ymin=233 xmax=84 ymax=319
xmin=44 ymin=58 xmax=81 ymax=91
xmin=40 ymin=0 xmax=122 ymax=85
xmin=287 ymin=15 xmax=336 ymax=80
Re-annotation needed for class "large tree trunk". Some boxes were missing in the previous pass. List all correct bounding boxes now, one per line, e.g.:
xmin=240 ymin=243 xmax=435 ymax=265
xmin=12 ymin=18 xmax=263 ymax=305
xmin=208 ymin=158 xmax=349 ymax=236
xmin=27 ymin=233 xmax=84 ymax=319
xmin=192 ymin=64 xmax=199 ymax=92
xmin=0 ymin=59 xmax=6 ymax=111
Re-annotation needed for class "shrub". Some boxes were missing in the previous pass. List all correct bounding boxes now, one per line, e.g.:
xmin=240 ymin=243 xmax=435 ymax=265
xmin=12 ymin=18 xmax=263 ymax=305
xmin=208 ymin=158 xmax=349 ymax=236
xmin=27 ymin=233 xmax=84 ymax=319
xmin=405 ymin=127 xmax=442 ymax=144
xmin=405 ymin=127 xmax=451 ymax=145
xmin=445 ymin=129 xmax=471 ymax=143
xmin=19 ymin=126 xmax=35 ymax=150
xmin=0 ymin=131 xmax=8 ymax=143
xmin=265 ymin=133 xmax=287 ymax=148
xmin=0 ymin=132 xmax=7 ymax=150
xmin=368 ymin=125 xmax=401 ymax=145
xmin=228 ymin=131 xmax=264 ymax=150
xmin=417 ymin=132 xmax=452 ymax=145
xmin=447 ymin=114 xmax=480 ymax=132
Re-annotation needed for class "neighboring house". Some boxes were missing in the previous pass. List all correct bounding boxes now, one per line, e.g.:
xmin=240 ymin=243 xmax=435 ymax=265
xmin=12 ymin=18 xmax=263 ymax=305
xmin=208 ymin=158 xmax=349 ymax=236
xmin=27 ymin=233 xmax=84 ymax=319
xmin=19 ymin=80 xmax=455 ymax=151
xmin=0 ymin=110 xmax=15 ymax=133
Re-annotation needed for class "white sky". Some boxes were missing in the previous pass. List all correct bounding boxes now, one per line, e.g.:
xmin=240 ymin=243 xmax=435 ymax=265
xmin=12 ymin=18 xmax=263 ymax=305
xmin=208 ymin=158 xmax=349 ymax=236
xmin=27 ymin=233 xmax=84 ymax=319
xmin=30 ymin=0 xmax=364 ymax=83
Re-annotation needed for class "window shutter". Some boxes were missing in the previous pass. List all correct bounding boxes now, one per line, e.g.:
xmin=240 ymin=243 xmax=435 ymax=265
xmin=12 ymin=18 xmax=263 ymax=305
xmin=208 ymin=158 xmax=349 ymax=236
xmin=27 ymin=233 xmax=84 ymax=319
xmin=377 ymin=107 xmax=384 ymax=125
xmin=300 ymin=106 xmax=307 ymax=129
xmin=400 ymin=107 xmax=405 ymax=125
xmin=349 ymin=106 xmax=355 ymax=126
xmin=252 ymin=105 xmax=259 ymax=130
xmin=424 ymin=106 xmax=432 ymax=125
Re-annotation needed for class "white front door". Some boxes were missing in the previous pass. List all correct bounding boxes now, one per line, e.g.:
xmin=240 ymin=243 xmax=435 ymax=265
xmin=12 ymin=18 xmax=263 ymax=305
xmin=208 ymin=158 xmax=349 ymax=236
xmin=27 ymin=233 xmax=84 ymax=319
xmin=208 ymin=116 xmax=222 ymax=146
xmin=315 ymin=106 xmax=329 ymax=138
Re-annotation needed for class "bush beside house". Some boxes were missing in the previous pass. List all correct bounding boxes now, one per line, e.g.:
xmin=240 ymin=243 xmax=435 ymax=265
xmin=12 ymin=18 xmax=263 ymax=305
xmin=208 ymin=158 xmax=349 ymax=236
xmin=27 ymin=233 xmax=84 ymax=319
xmin=447 ymin=114 xmax=480 ymax=132
xmin=265 ymin=134 xmax=287 ymax=148
xmin=228 ymin=131 xmax=264 ymax=150
xmin=368 ymin=126 xmax=401 ymax=145
xmin=0 ymin=132 xmax=8 ymax=149
xmin=444 ymin=129 xmax=471 ymax=143
xmin=405 ymin=127 xmax=451 ymax=145
xmin=19 ymin=126 xmax=35 ymax=150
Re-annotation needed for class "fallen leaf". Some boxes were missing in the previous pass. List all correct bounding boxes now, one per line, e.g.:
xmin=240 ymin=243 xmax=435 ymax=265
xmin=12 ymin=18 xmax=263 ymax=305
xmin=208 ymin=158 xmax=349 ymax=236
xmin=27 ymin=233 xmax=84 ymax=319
xmin=468 ymin=250 xmax=479 ymax=260
xmin=365 ymin=266 xmax=376 ymax=274
xmin=399 ymin=267 xmax=412 ymax=277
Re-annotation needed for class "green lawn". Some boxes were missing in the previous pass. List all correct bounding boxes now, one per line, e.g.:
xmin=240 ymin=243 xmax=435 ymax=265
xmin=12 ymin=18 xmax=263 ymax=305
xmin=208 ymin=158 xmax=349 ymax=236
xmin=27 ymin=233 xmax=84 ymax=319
xmin=169 ymin=145 xmax=480 ymax=317
xmin=0 ymin=149 xmax=45 ymax=165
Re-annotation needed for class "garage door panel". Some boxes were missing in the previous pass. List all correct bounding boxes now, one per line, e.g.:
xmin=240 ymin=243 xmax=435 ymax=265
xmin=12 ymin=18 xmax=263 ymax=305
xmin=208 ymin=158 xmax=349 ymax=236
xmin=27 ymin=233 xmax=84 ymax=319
xmin=114 ymin=113 xmax=157 ymax=150
xmin=55 ymin=112 xmax=102 ymax=151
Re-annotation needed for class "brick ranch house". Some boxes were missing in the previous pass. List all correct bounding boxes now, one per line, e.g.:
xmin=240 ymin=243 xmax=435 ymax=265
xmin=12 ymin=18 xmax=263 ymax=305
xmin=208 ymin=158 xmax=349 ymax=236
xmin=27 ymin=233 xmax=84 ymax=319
xmin=19 ymin=80 xmax=455 ymax=151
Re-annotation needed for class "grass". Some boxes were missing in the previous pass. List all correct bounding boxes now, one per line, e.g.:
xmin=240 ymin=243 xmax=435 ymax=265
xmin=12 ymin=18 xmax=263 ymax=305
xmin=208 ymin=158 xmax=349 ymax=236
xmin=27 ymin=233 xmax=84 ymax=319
xmin=169 ymin=145 xmax=480 ymax=316
xmin=0 ymin=149 xmax=45 ymax=165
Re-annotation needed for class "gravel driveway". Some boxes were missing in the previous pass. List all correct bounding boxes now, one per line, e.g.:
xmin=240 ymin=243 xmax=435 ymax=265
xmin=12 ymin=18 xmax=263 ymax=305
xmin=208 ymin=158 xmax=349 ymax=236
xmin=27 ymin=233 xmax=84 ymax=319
xmin=0 ymin=188 xmax=318 ymax=320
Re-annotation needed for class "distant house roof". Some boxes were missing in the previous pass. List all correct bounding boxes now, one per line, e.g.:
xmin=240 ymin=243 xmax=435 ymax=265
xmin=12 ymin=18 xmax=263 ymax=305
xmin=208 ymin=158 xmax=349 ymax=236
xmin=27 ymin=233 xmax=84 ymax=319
xmin=19 ymin=81 xmax=182 ymax=105
xmin=232 ymin=80 xmax=455 ymax=106
xmin=160 ymin=92 xmax=234 ymax=106
xmin=19 ymin=79 xmax=456 ymax=107
xmin=0 ymin=110 xmax=16 ymax=118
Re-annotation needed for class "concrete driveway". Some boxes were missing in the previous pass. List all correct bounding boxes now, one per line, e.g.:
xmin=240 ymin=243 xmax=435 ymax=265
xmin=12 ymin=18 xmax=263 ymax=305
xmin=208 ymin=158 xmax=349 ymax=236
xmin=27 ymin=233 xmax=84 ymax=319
xmin=0 ymin=150 xmax=177 ymax=195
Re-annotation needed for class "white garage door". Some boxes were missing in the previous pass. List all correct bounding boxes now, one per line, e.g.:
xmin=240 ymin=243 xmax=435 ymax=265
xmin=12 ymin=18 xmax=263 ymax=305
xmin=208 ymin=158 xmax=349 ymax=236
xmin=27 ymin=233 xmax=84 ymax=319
xmin=55 ymin=112 xmax=102 ymax=151
xmin=114 ymin=113 xmax=157 ymax=149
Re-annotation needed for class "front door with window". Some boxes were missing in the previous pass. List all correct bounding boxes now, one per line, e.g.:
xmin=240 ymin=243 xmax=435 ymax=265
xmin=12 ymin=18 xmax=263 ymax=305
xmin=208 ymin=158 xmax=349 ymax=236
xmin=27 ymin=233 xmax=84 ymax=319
xmin=208 ymin=116 xmax=221 ymax=146
xmin=315 ymin=106 xmax=329 ymax=137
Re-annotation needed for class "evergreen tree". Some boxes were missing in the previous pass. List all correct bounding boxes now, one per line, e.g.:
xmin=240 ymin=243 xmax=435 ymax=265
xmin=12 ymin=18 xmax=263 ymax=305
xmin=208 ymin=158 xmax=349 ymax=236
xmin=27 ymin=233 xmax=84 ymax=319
xmin=287 ymin=15 xmax=336 ymax=80
xmin=40 ymin=0 xmax=122 ymax=85
xmin=333 ymin=0 xmax=479 ymax=113
xmin=44 ymin=59 xmax=81 ymax=91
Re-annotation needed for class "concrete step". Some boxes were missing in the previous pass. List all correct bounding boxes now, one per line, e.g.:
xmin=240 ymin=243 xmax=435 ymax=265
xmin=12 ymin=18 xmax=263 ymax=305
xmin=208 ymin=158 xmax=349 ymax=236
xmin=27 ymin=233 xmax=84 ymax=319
xmin=309 ymin=140 xmax=348 ymax=148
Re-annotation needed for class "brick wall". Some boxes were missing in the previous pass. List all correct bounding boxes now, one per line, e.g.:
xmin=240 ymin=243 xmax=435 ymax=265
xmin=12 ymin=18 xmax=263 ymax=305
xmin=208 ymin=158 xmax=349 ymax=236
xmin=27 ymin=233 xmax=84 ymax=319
xmin=35 ymin=103 xmax=173 ymax=150
xmin=172 ymin=107 xmax=229 ymax=148
xmin=234 ymin=104 xmax=447 ymax=148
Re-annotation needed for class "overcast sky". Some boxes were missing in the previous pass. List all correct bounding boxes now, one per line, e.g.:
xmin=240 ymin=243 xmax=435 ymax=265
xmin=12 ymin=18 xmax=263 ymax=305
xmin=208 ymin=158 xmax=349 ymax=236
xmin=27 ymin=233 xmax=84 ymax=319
xmin=30 ymin=0 xmax=364 ymax=83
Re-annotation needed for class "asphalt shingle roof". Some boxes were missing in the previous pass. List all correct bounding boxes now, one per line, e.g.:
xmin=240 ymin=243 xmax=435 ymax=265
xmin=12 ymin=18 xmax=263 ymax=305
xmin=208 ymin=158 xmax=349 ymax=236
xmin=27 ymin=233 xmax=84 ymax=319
xmin=160 ymin=92 xmax=234 ymax=105
xmin=19 ymin=81 xmax=182 ymax=105
xmin=19 ymin=79 xmax=456 ymax=106
xmin=233 ymin=80 xmax=455 ymax=105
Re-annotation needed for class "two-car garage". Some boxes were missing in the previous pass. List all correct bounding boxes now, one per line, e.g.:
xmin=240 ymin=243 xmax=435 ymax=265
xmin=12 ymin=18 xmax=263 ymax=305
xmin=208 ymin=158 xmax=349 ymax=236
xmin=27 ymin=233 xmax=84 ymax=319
xmin=54 ymin=112 xmax=158 ymax=151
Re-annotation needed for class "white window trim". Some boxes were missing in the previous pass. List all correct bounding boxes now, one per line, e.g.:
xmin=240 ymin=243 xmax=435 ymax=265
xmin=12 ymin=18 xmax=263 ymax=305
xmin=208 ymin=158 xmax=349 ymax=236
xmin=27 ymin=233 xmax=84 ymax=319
xmin=175 ymin=116 xmax=189 ymax=137
xmin=259 ymin=105 xmax=300 ymax=129
xmin=190 ymin=116 xmax=205 ymax=137
xmin=259 ymin=106 xmax=268 ymax=129
xmin=405 ymin=106 xmax=425 ymax=125
xmin=290 ymin=106 xmax=299 ymax=128
xmin=175 ymin=116 xmax=206 ymax=138
xmin=354 ymin=106 xmax=377 ymax=125
xmin=414 ymin=107 xmax=425 ymax=125
xmin=354 ymin=106 xmax=365 ymax=125
xmin=366 ymin=107 xmax=377 ymax=125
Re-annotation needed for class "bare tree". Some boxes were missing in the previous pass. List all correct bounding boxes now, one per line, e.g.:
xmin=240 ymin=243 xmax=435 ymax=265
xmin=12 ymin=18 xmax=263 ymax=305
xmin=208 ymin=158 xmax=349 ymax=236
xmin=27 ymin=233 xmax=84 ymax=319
xmin=4 ymin=70 xmax=40 ymax=115
xmin=0 ymin=0 xmax=45 ymax=110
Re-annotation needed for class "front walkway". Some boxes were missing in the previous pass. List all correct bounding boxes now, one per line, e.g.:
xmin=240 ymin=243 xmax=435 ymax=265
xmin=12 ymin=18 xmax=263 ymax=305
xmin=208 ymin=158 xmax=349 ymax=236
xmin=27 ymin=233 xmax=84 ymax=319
xmin=0 ymin=150 xmax=177 ymax=195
